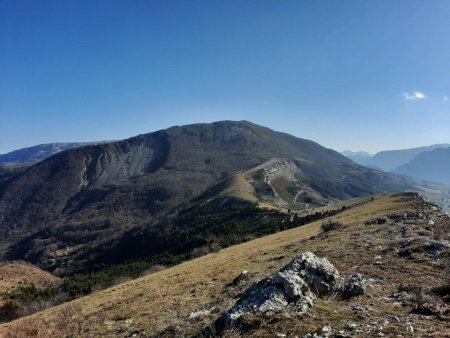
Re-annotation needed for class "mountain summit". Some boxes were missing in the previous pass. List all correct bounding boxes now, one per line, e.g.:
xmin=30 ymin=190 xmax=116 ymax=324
xmin=0 ymin=121 xmax=420 ymax=272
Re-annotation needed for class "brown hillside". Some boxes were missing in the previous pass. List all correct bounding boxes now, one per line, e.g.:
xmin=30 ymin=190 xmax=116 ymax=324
xmin=0 ymin=262 xmax=61 ymax=294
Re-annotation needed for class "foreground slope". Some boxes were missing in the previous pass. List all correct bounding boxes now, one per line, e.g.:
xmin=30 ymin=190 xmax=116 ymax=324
xmin=0 ymin=121 xmax=416 ymax=273
xmin=2 ymin=192 xmax=449 ymax=337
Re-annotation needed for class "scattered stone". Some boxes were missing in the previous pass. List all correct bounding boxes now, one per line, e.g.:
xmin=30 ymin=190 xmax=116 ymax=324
xmin=188 ymin=309 xmax=211 ymax=318
xmin=303 ymin=326 xmax=334 ymax=338
xmin=343 ymin=273 xmax=366 ymax=297
xmin=342 ymin=303 xmax=371 ymax=312
xmin=346 ymin=323 xmax=357 ymax=330
xmin=335 ymin=330 xmax=351 ymax=338
xmin=230 ymin=270 xmax=249 ymax=286
xmin=321 ymin=325 xmax=332 ymax=336
xmin=406 ymin=324 xmax=414 ymax=333
xmin=374 ymin=255 xmax=382 ymax=265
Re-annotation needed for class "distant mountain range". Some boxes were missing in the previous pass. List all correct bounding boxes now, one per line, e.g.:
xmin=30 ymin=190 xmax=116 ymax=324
xmin=0 ymin=142 xmax=100 ymax=166
xmin=342 ymin=144 xmax=450 ymax=185
xmin=0 ymin=120 xmax=431 ymax=274
xmin=392 ymin=147 xmax=450 ymax=186
xmin=341 ymin=150 xmax=372 ymax=164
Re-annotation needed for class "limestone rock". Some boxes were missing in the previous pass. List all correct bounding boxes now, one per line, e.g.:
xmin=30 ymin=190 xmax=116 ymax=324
xmin=220 ymin=252 xmax=341 ymax=327
xmin=280 ymin=252 xmax=342 ymax=295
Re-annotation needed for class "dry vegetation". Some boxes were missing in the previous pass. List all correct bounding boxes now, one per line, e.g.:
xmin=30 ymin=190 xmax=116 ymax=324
xmin=1 ymin=192 xmax=449 ymax=337
xmin=0 ymin=262 xmax=61 ymax=294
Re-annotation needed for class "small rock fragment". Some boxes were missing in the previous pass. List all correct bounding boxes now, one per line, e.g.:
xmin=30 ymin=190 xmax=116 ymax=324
xmin=343 ymin=273 xmax=366 ymax=297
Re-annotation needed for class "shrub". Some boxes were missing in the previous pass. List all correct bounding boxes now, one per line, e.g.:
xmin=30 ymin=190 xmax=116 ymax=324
xmin=0 ymin=300 xmax=20 ymax=322
xmin=321 ymin=220 xmax=344 ymax=232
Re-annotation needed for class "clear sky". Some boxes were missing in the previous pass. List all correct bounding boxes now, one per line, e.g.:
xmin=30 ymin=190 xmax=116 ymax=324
xmin=1 ymin=0 xmax=449 ymax=154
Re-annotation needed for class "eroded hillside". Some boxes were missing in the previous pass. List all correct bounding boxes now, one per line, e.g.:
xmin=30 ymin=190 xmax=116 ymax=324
xmin=2 ymin=192 xmax=449 ymax=337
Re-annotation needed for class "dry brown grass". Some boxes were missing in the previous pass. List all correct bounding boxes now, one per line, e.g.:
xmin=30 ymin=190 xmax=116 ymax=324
xmin=1 ymin=192 xmax=448 ymax=337
xmin=4 ymin=317 xmax=47 ymax=338
xmin=0 ymin=262 xmax=61 ymax=294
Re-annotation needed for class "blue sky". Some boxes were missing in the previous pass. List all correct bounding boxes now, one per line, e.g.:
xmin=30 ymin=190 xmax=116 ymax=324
xmin=1 ymin=0 xmax=449 ymax=154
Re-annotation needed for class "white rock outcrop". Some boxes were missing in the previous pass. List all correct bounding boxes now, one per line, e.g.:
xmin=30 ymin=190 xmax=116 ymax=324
xmin=220 ymin=252 xmax=342 ymax=326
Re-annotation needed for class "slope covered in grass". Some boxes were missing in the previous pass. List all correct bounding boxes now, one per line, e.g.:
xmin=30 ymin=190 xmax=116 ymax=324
xmin=2 ymin=192 xmax=449 ymax=337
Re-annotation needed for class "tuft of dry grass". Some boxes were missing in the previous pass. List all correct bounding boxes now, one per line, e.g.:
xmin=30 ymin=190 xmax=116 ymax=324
xmin=4 ymin=317 xmax=47 ymax=338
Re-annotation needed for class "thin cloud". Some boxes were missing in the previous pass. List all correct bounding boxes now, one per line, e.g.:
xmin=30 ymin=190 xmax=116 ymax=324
xmin=402 ymin=91 xmax=427 ymax=100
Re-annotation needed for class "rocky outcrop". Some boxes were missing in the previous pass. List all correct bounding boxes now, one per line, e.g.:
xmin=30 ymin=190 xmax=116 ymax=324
xmin=281 ymin=252 xmax=342 ymax=295
xmin=220 ymin=252 xmax=342 ymax=327
xmin=400 ymin=236 xmax=450 ymax=255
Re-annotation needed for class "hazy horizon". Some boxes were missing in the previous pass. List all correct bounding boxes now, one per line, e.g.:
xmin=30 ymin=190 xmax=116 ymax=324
xmin=0 ymin=119 xmax=448 ymax=156
xmin=1 ymin=1 xmax=450 ymax=154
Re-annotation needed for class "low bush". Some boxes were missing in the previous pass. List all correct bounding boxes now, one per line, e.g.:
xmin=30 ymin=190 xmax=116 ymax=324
xmin=0 ymin=300 xmax=20 ymax=322
xmin=321 ymin=220 xmax=344 ymax=232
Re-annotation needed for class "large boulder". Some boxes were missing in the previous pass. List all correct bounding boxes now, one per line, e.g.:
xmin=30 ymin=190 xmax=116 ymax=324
xmin=220 ymin=252 xmax=341 ymax=327
xmin=280 ymin=252 xmax=342 ymax=296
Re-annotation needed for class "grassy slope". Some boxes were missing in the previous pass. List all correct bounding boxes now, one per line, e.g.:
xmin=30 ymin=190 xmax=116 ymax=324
xmin=0 ymin=263 xmax=61 ymax=294
xmin=3 ymin=192 xmax=449 ymax=337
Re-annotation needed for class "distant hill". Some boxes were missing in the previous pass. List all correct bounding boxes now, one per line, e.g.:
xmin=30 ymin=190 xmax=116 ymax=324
xmin=364 ymin=144 xmax=450 ymax=171
xmin=0 ymin=121 xmax=436 ymax=274
xmin=0 ymin=142 xmax=98 ymax=165
xmin=393 ymin=147 xmax=450 ymax=186
xmin=341 ymin=150 xmax=372 ymax=165
xmin=0 ymin=262 xmax=61 ymax=294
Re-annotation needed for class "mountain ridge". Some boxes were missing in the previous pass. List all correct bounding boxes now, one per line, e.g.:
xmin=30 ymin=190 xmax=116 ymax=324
xmin=0 ymin=121 xmax=438 ymax=274
xmin=0 ymin=142 xmax=103 ymax=166
xmin=393 ymin=147 xmax=450 ymax=186
xmin=362 ymin=144 xmax=450 ymax=171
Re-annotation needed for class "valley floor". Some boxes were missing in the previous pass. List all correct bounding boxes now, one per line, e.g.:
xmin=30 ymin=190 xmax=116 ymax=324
xmin=1 ymin=192 xmax=449 ymax=337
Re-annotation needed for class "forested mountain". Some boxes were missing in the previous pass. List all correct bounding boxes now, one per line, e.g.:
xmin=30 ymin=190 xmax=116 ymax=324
xmin=0 ymin=121 xmax=426 ymax=273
